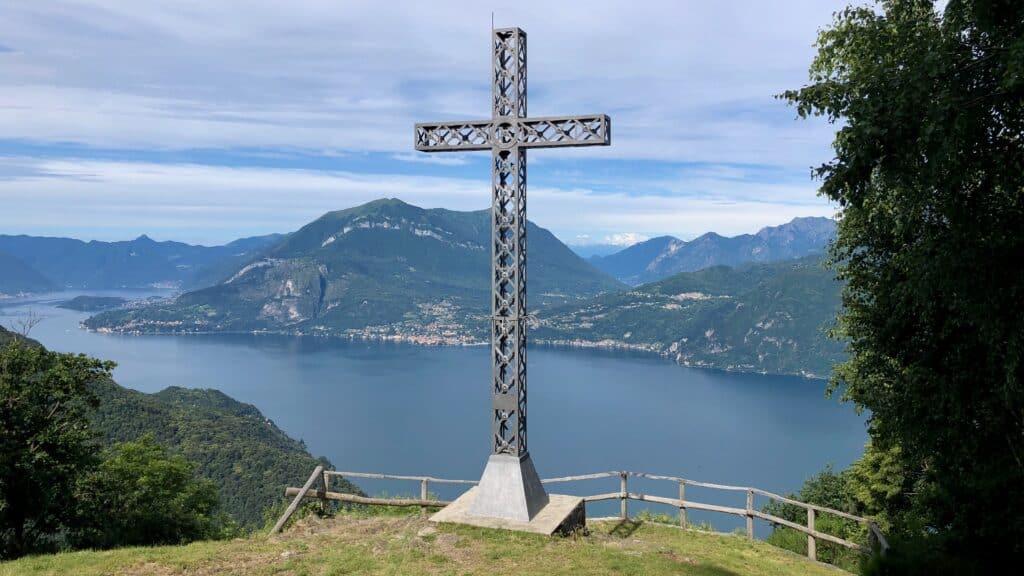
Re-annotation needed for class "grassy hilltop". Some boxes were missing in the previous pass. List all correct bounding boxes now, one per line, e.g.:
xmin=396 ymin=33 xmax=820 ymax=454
xmin=0 ymin=514 xmax=844 ymax=576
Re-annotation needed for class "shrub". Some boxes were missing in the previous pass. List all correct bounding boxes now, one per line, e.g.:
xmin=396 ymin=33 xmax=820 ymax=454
xmin=72 ymin=434 xmax=237 ymax=549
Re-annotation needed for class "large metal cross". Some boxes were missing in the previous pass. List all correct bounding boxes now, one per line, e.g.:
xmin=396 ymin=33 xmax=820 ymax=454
xmin=415 ymin=27 xmax=610 ymax=522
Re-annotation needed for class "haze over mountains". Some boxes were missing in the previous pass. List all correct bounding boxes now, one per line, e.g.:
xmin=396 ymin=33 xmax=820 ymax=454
xmin=0 ymin=251 xmax=57 ymax=294
xmin=0 ymin=233 xmax=283 ymax=293
xmin=588 ymin=217 xmax=836 ymax=285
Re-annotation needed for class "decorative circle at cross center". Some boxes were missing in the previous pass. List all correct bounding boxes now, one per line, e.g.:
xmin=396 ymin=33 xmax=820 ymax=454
xmin=493 ymin=122 xmax=517 ymax=149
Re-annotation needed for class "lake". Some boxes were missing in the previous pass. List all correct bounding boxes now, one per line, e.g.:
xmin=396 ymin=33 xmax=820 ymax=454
xmin=1 ymin=291 xmax=867 ymax=533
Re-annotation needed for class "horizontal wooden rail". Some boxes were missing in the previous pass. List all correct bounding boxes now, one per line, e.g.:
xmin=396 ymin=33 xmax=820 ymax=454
xmin=542 ymin=471 xmax=618 ymax=483
xmin=280 ymin=468 xmax=889 ymax=561
xmin=285 ymin=487 xmax=450 ymax=507
xmin=750 ymin=487 xmax=867 ymax=523
xmin=630 ymin=472 xmax=750 ymax=492
xmin=753 ymin=510 xmax=869 ymax=553
xmin=325 ymin=471 xmax=477 ymax=485
xmin=583 ymin=491 xmax=622 ymax=502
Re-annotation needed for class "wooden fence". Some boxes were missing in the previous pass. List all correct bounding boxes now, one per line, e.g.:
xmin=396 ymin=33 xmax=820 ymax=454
xmin=275 ymin=468 xmax=889 ymax=562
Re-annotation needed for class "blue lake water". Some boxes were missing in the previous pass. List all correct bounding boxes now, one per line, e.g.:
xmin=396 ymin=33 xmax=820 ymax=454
xmin=1 ymin=291 xmax=867 ymax=534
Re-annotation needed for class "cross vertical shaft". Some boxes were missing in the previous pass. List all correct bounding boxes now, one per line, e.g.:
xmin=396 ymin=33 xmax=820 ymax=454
xmin=490 ymin=28 xmax=528 ymax=458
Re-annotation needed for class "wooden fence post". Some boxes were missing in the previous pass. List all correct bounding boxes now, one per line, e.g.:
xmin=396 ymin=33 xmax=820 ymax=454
xmin=746 ymin=489 xmax=754 ymax=540
xmin=678 ymin=482 xmax=687 ymax=528
xmin=620 ymin=472 xmax=628 ymax=519
xmin=420 ymin=479 xmax=429 ymax=516
xmin=807 ymin=508 xmax=816 ymax=561
xmin=272 ymin=465 xmax=324 ymax=534
xmin=321 ymin=470 xmax=330 ymax=513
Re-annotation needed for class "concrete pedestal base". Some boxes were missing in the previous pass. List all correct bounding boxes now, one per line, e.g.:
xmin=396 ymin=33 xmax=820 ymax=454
xmin=468 ymin=453 xmax=548 ymax=521
xmin=430 ymin=486 xmax=585 ymax=535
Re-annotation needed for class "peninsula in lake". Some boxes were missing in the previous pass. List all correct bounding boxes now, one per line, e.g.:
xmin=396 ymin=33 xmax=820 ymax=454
xmin=73 ymin=199 xmax=839 ymax=377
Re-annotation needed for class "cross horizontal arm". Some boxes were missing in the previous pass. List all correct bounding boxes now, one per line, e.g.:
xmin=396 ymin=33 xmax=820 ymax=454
xmin=517 ymin=115 xmax=610 ymax=149
xmin=415 ymin=115 xmax=610 ymax=153
xmin=415 ymin=120 xmax=493 ymax=152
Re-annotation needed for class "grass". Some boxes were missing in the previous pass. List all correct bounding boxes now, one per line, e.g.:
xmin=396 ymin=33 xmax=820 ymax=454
xmin=1 ymin=511 xmax=848 ymax=576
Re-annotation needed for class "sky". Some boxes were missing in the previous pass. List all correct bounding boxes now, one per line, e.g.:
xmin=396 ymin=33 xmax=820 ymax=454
xmin=0 ymin=0 xmax=854 ymax=247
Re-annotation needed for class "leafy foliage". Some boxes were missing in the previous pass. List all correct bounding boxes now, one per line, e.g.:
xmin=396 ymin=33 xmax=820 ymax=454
xmin=72 ymin=434 xmax=235 ymax=549
xmin=0 ymin=329 xmax=358 ymax=558
xmin=783 ymin=0 xmax=1024 ymax=568
xmin=763 ymin=443 xmax=920 ymax=570
xmin=763 ymin=465 xmax=865 ymax=571
xmin=0 ymin=326 xmax=29 ymax=348
xmin=0 ymin=339 xmax=114 ymax=558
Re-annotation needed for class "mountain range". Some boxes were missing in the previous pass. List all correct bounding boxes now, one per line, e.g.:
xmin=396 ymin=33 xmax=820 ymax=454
xmin=85 ymin=199 xmax=625 ymax=342
xmin=5 ymin=199 xmax=845 ymax=376
xmin=0 ymin=233 xmax=284 ymax=292
xmin=588 ymin=217 xmax=836 ymax=285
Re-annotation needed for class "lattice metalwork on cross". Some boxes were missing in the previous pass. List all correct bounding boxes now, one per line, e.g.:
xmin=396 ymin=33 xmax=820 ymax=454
xmin=415 ymin=27 xmax=611 ymax=461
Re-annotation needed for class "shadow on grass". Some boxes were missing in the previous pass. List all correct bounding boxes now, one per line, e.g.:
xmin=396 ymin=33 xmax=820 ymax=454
xmin=608 ymin=518 xmax=642 ymax=538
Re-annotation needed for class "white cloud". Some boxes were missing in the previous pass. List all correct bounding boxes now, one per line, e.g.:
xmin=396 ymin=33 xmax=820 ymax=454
xmin=603 ymin=233 xmax=650 ymax=246
xmin=0 ymin=158 xmax=833 ymax=245
xmin=391 ymin=153 xmax=467 ymax=167
xmin=0 ymin=0 xmax=844 ymax=168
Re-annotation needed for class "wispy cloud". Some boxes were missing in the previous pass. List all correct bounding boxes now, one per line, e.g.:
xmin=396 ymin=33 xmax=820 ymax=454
xmin=603 ymin=232 xmax=650 ymax=246
xmin=0 ymin=158 xmax=833 ymax=245
xmin=573 ymin=232 xmax=652 ymax=247
xmin=391 ymin=153 xmax=467 ymax=167
xmin=0 ymin=1 xmax=842 ymax=166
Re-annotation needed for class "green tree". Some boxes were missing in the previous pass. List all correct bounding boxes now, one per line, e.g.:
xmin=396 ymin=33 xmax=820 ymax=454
xmin=764 ymin=464 xmax=863 ymax=570
xmin=0 ymin=339 xmax=114 ymax=558
xmin=72 ymin=434 xmax=234 ymax=549
xmin=763 ymin=444 xmax=912 ymax=570
xmin=783 ymin=0 xmax=1024 ymax=569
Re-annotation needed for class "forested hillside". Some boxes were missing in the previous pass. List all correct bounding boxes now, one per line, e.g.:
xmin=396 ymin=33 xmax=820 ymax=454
xmin=89 ymin=380 xmax=359 ymax=527
xmin=0 ymin=325 xmax=356 ymax=529
xmin=535 ymin=256 xmax=844 ymax=377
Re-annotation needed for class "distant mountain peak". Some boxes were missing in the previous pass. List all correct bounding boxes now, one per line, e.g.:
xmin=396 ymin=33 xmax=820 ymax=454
xmin=315 ymin=198 xmax=421 ymax=223
xmin=590 ymin=217 xmax=837 ymax=285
